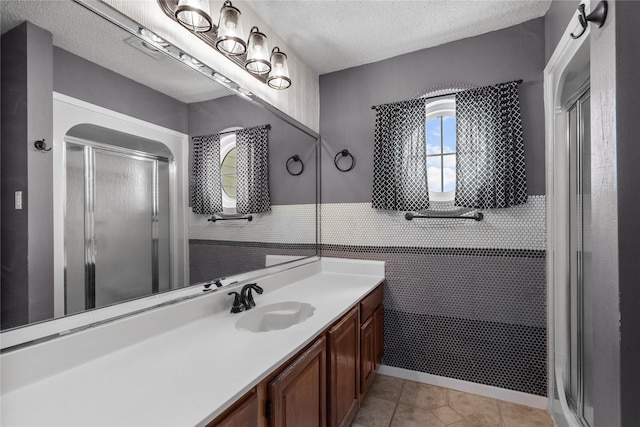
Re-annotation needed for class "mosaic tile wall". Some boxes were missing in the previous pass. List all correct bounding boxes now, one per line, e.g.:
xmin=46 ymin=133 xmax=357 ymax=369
xmin=189 ymin=204 xmax=316 ymax=244
xmin=188 ymin=203 xmax=317 ymax=284
xmin=189 ymin=240 xmax=315 ymax=284
xmin=320 ymin=196 xmax=547 ymax=396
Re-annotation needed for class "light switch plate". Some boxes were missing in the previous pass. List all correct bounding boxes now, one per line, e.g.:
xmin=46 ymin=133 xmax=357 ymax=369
xmin=15 ymin=191 xmax=22 ymax=210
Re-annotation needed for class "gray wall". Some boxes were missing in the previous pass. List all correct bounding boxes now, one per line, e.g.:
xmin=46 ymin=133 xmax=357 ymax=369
xmin=320 ymin=18 xmax=546 ymax=203
xmin=1 ymin=22 xmax=54 ymax=328
xmin=2 ymin=23 xmax=31 ymax=328
xmin=591 ymin=1 xmax=640 ymax=425
xmin=615 ymin=3 xmax=640 ymax=423
xmin=319 ymin=19 xmax=548 ymax=396
xmin=544 ymin=0 xmax=579 ymax=63
xmin=2 ymin=25 xmax=193 ymax=330
xmin=188 ymin=95 xmax=317 ymax=206
xmin=53 ymin=47 xmax=189 ymax=134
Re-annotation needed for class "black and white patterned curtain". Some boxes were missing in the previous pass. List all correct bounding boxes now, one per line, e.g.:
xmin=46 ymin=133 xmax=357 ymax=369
xmin=236 ymin=125 xmax=271 ymax=214
xmin=191 ymin=133 xmax=222 ymax=215
xmin=372 ymin=99 xmax=430 ymax=211
xmin=454 ymin=81 xmax=527 ymax=208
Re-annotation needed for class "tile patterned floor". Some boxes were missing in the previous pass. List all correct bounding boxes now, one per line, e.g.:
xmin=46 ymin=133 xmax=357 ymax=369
xmin=352 ymin=375 xmax=555 ymax=427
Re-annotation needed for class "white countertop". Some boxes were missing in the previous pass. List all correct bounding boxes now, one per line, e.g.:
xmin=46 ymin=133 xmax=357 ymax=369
xmin=0 ymin=258 xmax=384 ymax=426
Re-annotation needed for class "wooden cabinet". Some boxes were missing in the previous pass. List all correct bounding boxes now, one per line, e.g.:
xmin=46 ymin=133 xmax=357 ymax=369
xmin=208 ymin=390 xmax=258 ymax=427
xmin=373 ymin=305 xmax=384 ymax=367
xmin=359 ymin=315 xmax=376 ymax=397
xmin=268 ymin=336 xmax=327 ymax=427
xmin=360 ymin=285 xmax=383 ymax=324
xmin=327 ymin=307 xmax=359 ymax=427
xmin=359 ymin=285 xmax=384 ymax=398
xmin=211 ymin=284 xmax=384 ymax=427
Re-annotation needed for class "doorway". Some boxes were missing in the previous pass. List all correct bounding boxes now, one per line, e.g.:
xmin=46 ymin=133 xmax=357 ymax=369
xmin=63 ymin=135 xmax=172 ymax=314
xmin=52 ymin=93 xmax=189 ymax=317
xmin=544 ymin=19 xmax=593 ymax=427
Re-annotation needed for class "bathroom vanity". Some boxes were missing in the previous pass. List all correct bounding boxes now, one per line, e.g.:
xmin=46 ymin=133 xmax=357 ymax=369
xmin=0 ymin=258 xmax=384 ymax=426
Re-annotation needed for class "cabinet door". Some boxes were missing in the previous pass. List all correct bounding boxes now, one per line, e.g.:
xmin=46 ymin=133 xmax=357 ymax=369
xmin=373 ymin=305 xmax=384 ymax=367
xmin=360 ymin=316 xmax=376 ymax=397
xmin=269 ymin=336 xmax=327 ymax=427
xmin=327 ymin=307 xmax=359 ymax=427
xmin=210 ymin=391 xmax=258 ymax=427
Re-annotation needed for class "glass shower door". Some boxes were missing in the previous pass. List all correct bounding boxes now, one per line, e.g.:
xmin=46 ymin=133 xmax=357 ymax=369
xmin=65 ymin=141 xmax=170 ymax=314
xmin=566 ymin=89 xmax=593 ymax=426
xmin=93 ymin=150 xmax=155 ymax=307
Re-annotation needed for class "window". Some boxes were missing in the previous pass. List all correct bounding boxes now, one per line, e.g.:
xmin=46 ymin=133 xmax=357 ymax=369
xmin=425 ymin=98 xmax=456 ymax=201
xmin=221 ymin=146 xmax=237 ymax=198
xmin=220 ymin=129 xmax=239 ymax=213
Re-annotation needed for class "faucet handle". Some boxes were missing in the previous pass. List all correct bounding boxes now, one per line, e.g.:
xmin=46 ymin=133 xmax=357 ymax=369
xmin=228 ymin=292 xmax=245 ymax=313
xmin=246 ymin=288 xmax=256 ymax=308
xmin=240 ymin=283 xmax=263 ymax=309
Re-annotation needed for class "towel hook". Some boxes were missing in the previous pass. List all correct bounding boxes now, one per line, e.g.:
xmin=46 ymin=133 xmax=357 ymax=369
xmin=334 ymin=149 xmax=355 ymax=172
xmin=34 ymin=139 xmax=52 ymax=152
xmin=286 ymin=155 xmax=304 ymax=176
xmin=570 ymin=1 xmax=608 ymax=39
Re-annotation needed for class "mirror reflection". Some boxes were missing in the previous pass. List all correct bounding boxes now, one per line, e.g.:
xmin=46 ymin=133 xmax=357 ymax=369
xmin=0 ymin=0 xmax=317 ymax=332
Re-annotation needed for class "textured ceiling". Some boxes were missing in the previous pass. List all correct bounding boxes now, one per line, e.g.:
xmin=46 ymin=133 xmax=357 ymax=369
xmin=1 ymin=1 xmax=553 ymax=100
xmin=0 ymin=1 xmax=230 ymax=103
xmin=244 ymin=0 xmax=552 ymax=74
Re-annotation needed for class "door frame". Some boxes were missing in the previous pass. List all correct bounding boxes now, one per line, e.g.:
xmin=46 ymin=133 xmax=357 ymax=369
xmin=52 ymin=92 xmax=189 ymax=317
xmin=544 ymin=3 xmax=591 ymax=426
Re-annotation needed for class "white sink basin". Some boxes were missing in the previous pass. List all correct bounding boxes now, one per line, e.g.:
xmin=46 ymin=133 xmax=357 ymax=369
xmin=235 ymin=301 xmax=315 ymax=332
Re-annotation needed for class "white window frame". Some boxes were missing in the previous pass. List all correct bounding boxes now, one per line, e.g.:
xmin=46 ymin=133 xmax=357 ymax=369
xmin=425 ymin=97 xmax=456 ymax=202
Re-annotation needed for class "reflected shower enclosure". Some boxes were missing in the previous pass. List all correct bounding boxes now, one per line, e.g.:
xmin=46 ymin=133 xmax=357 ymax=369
xmin=64 ymin=131 xmax=172 ymax=314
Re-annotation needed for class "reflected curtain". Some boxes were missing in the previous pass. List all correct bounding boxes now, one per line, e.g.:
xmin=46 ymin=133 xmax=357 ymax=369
xmin=372 ymin=99 xmax=429 ymax=211
xmin=191 ymin=133 xmax=222 ymax=214
xmin=454 ymin=81 xmax=527 ymax=208
xmin=236 ymin=125 xmax=271 ymax=214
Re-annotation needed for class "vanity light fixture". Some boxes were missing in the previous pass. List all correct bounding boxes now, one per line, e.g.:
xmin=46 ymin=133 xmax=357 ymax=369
xmin=175 ymin=0 xmax=213 ymax=32
xmin=267 ymin=47 xmax=291 ymax=90
xmin=158 ymin=0 xmax=292 ymax=89
xmin=244 ymin=27 xmax=271 ymax=75
xmin=215 ymin=0 xmax=246 ymax=55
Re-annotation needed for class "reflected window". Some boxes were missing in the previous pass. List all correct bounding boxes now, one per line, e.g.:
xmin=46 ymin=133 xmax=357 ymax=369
xmin=220 ymin=131 xmax=238 ymax=212
xmin=425 ymin=99 xmax=456 ymax=201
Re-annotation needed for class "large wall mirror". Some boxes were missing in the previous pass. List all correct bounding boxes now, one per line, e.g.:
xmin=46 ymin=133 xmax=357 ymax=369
xmin=0 ymin=0 xmax=318 ymax=342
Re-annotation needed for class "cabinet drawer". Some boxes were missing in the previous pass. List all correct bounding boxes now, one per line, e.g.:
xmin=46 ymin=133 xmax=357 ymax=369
xmin=360 ymin=285 xmax=383 ymax=323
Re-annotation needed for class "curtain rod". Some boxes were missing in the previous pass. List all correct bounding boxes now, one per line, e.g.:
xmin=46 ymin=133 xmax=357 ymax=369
xmin=215 ymin=124 xmax=271 ymax=137
xmin=371 ymin=79 xmax=523 ymax=110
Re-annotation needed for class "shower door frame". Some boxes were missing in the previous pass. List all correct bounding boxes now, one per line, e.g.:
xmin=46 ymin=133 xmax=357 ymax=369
xmin=52 ymin=93 xmax=189 ymax=318
xmin=64 ymin=137 xmax=171 ymax=311
xmin=564 ymin=85 xmax=592 ymax=426
xmin=544 ymin=5 xmax=593 ymax=427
